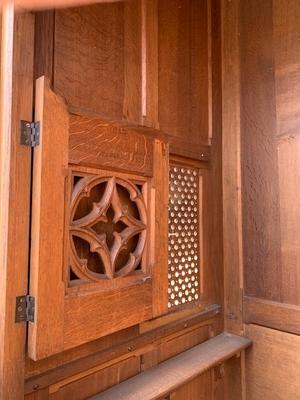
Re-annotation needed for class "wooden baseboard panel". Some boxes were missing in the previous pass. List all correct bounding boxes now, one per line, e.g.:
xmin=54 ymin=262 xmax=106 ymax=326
xmin=243 ymin=296 xmax=300 ymax=335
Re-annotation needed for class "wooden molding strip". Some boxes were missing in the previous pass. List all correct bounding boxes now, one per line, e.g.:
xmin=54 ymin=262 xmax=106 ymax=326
xmin=243 ymin=296 xmax=300 ymax=335
xmin=89 ymin=333 xmax=251 ymax=400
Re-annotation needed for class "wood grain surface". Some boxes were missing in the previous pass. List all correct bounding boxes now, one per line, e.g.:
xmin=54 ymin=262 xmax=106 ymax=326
xmin=158 ymin=0 xmax=210 ymax=146
xmin=240 ymin=0 xmax=282 ymax=301
xmin=0 ymin=10 xmax=35 ymax=399
xmin=54 ymin=3 xmax=142 ymax=124
xmin=245 ymin=324 xmax=300 ymax=400
xmin=69 ymin=114 xmax=154 ymax=176
xmin=29 ymin=76 xmax=69 ymax=360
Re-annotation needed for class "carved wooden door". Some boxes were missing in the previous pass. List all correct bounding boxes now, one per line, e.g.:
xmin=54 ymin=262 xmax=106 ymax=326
xmin=28 ymin=76 xmax=168 ymax=360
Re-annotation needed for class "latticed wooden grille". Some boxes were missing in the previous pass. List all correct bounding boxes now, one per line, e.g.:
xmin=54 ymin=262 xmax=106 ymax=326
xmin=168 ymin=164 xmax=200 ymax=308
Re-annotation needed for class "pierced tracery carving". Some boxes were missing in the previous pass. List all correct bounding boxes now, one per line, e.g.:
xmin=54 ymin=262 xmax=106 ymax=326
xmin=69 ymin=173 xmax=147 ymax=282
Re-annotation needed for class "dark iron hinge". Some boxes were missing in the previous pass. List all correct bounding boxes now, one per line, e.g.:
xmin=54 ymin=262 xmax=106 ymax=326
xmin=20 ymin=120 xmax=40 ymax=147
xmin=15 ymin=295 xmax=35 ymax=323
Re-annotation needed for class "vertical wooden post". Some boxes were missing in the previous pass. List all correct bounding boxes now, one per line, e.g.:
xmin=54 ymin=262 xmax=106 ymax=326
xmin=221 ymin=0 xmax=244 ymax=334
xmin=141 ymin=0 xmax=159 ymax=129
xmin=0 ymin=8 xmax=35 ymax=399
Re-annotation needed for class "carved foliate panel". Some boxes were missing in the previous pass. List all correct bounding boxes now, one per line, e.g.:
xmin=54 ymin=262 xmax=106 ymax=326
xmin=68 ymin=169 xmax=149 ymax=287
xmin=168 ymin=164 xmax=201 ymax=308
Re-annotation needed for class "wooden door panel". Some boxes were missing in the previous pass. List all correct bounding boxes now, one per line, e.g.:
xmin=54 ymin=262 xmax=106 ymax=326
xmin=29 ymin=76 xmax=168 ymax=360
xmin=29 ymin=76 xmax=68 ymax=360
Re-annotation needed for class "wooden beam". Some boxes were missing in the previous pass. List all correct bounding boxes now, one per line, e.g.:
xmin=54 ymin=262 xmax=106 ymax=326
xmin=221 ymin=0 xmax=243 ymax=333
xmin=0 ymin=8 xmax=35 ymax=399
xmin=243 ymin=296 xmax=300 ymax=335
xmin=89 ymin=333 xmax=251 ymax=400
xmin=3 ymin=0 xmax=120 ymax=11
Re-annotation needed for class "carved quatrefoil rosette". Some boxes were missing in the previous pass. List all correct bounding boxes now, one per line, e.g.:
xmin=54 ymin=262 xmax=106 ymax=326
xmin=69 ymin=174 xmax=147 ymax=282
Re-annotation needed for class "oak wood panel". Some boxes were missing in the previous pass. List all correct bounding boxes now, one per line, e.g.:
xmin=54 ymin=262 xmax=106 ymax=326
xmin=245 ymin=324 xmax=300 ymax=400
xmin=29 ymin=76 xmax=69 ymax=360
xmin=27 ymin=321 xmax=217 ymax=398
xmin=157 ymin=324 xmax=210 ymax=362
xmin=54 ymin=2 xmax=141 ymax=124
xmin=123 ymin=0 xmax=142 ymax=124
xmin=142 ymin=0 xmax=159 ymax=129
xmin=35 ymin=1 xmax=213 ymax=161
xmin=25 ymin=388 xmax=49 ymax=400
xmin=170 ymin=371 xmax=212 ymax=400
xmin=49 ymin=357 xmax=140 ymax=400
xmin=274 ymin=0 xmax=300 ymax=307
xmin=240 ymin=0 xmax=282 ymax=301
xmin=69 ymin=114 xmax=154 ymax=176
xmin=0 ymin=8 xmax=14 ymax=397
xmin=277 ymin=135 xmax=300 ymax=304
xmin=25 ymin=309 xmax=220 ymax=394
xmin=50 ymin=324 xmax=212 ymax=400
xmin=25 ymin=326 xmax=139 ymax=380
xmin=222 ymin=0 xmax=243 ymax=333
xmin=141 ymin=323 xmax=212 ymax=372
xmin=89 ymin=333 xmax=251 ymax=400
xmin=64 ymin=280 xmax=152 ymax=350
xmin=0 ymin=9 xmax=34 ymax=399
xmin=274 ymin=0 xmax=300 ymax=138
xmin=169 ymin=138 xmax=211 ymax=162
xmin=158 ymin=0 xmax=210 ymax=147
xmin=243 ymin=296 xmax=300 ymax=335
xmin=212 ymin=364 xmax=224 ymax=400
xmin=224 ymin=352 xmax=245 ymax=400
xmin=34 ymin=11 xmax=54 ymax=83
xmin=239 ymin=0 xmax=300 ymax=308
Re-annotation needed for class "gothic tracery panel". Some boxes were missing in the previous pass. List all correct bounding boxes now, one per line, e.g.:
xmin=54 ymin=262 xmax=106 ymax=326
xmin=68 ymin=170 xmax=148 ymax=285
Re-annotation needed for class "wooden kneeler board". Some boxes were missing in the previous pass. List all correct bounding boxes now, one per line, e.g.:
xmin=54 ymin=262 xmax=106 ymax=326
xmin=28 ymin=76 xmax=169 ymax=360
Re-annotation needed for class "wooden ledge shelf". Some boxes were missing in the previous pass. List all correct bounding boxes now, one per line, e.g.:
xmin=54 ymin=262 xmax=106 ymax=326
xmin=89 ymin=333 xmax=251 ymax=400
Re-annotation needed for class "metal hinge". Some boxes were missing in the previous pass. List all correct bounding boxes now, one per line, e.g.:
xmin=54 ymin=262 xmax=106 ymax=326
xmin=20 ymin=120 xmax=40 ymax=147
xmin=15 ymin=295 xmax=35 ymax=323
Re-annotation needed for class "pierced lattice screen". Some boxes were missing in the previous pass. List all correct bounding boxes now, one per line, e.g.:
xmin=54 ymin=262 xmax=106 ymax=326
xmin=168 ymin=164 xmax=200 ymax=308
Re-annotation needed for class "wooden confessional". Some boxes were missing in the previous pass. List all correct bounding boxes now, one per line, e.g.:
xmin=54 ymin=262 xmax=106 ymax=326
xmin=0 ymin=0 xmax=299 ymax=399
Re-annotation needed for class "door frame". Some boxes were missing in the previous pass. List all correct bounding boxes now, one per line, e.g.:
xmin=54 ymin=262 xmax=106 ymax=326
xmin=0 ymin=6 xmax=35 ymax=399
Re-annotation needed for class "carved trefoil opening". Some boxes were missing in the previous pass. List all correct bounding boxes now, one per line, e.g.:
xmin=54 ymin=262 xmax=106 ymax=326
xmin=168 ymin=164 xmax=201 ymax=308
xmin=68 ymin=169 xmax=149 ymax=286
